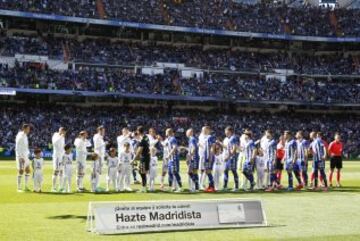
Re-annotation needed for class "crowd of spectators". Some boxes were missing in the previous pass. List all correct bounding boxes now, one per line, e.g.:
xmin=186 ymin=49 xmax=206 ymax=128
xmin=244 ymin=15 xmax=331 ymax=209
xmin=0 ymin=0 xmax=98 ymax=18
xmin=1 ymin=36 xmax=359 ymax=76
xmin=1 ymin=62 xmax=359 ymax=103
xmin=0 ymin=104 xmax=358 ymax=157
xmin=1 ymin=0 xmax=360 ymax=37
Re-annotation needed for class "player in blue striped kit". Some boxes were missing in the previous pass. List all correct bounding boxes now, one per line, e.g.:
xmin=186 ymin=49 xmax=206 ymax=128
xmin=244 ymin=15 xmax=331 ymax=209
xmin=223 ymin=126 xmax=240 ymax=191
xmin=241 ymin=130 xmax=256 ymax=191
xmin=202 ymin=126 xmax=216 ymax=193
xmin=166 ymin=128 xmax=182 ymax=192
xmin=296 ymin=131 xmax=309 ymax=189
xmin=186 ymin=128 xmax=200 ymax=192
xmin=310 ymin=131 xmax=328 ymax=191
xmin=263 ymin=130 xmax=277 ymax=192
xmin=283 ymin=131 xmax=299 ymax=191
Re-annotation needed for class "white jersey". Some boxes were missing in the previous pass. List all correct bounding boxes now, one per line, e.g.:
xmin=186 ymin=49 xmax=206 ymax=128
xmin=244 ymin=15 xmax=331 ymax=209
xmin=255 ymin=155 xmax=266 ymax=189
xmin=255 ymin=156 xmax=266 ymax=170
xmin=213 ymin=154 xmax=224 ymax=191
xmin=260 ymin=136 xmax=269 ymax=152
xmin=118 ymin=151 xmax=132 ymax=191
xmin=119 ymin=151 xmax=132 ymax=166
xmin=63 ymin=153 xmax=73 ymax=168
xmin=150 ymin=156 xmax=158 ymax=169
xmin=107 ymin=156 xmax=119 ymax=169
xmin=198 ymin=133 xmax=208 ymax=158
xmin=33 ymin=157 xmax=44 ymax=170
xmin=15 ymin=131 xmax=29 ymax=158
xmin=222 ymin=137 xmax=229 ymax=160
xmin=93 ymin=133 xmax=106 ymax=157
xmin=240 ymin=134 xmax=247 ymax=151
xmin=33 ymin=157 xmax=44 ymax=191
xmin=52 ymin=132 xmax=65 ymax=157
xmin=150 ymin=156 xmax=158 ymax=182
xmin=117 ymin=135 xmax=133 ymax=155
xmin=74 ymin=137 xmax=89 ymax=155
xmin=213 ymin=154 xmax=224 ymax=170
xmin=162 ymin=139 xmax=169 ymax=161
xmin=147 ymin=134 xmax=159 ymax=148
xmin=238 ymin=134 xmax=247 ymax=163
xmin=91 ymin=159 xmax=101 ymax=174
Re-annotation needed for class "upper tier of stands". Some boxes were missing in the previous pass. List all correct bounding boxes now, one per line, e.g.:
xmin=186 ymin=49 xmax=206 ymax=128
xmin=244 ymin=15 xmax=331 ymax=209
xmin=1 ymin=0 xmax=360 ymax=37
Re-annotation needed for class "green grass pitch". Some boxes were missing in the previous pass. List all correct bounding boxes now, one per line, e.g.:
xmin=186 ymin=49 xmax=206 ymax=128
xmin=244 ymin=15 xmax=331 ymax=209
xmin=0 ymin=160 xmax=360 ymax=241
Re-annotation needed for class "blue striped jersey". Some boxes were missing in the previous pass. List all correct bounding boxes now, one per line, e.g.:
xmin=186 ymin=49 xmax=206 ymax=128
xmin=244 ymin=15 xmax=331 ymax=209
xmin=227 ymin=135 xmax=239 ymax=159
xmin=188 ymin=136 xmax=199 ymax=161
xmin=167 ymin=136 xmax=179 ymax=161
xmin=265 ymin=139 xmax=277 ymax=162
xmin=311 ymin=138 xmax=325 ymax=162
xmin=284 ymin=139 xmax=297 ymax=163
xmin=244 ymin=139 xmax=255 ymax=162
xmin=296 ymin=139 xmax=308 ymax=161
xmin=204 ymin=135 xmax=216 ymax=160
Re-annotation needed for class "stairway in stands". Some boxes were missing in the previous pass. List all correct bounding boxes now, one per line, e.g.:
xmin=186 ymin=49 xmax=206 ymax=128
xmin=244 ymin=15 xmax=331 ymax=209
xmin=160 ymin=0 xmax=171 ymax=24
xmin=96 ymin=0 xmax=107 ymax=19
xmin=329 ymin=11 xmax=342 ymax=37
xmin=62 ymin=41 xmax=70 ymax=63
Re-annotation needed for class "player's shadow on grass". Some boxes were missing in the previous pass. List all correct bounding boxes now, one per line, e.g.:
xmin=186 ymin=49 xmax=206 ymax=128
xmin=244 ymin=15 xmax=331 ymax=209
xmin=37 ymin=191 xmax=76 ymax=195
xmin=48 ymin=215 xmax=87 ymax=222
xmin=328 ymin=186 xmax=360 ymax=193
xmin=35 ymin=186 xmax=360 ymax=195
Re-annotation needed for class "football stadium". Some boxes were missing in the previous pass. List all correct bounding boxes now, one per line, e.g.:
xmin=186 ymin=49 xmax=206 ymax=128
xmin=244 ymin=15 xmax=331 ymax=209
xmin=0 ymin=0 xmax=360 ymax=240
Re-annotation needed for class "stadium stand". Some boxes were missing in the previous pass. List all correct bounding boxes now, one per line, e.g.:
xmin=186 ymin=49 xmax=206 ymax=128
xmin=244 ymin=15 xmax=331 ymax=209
xmin=0 ymin=105 xmax=359 ymax=157
xmin=1 ymin=35 xmax=359 ymax=75
xmin=0 ymin=0 xmax=360 ymax=160
xmin=1 ymin=1 xmax=360 ymax=36
xmin=0 ymin=63 xmax=359 ymax=103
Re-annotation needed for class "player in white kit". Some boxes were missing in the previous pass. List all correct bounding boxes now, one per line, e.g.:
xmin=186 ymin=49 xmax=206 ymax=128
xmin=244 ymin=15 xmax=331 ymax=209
xmin=213 ymin=144 xmax=224 ymax=191
xmin=149 ymin=148 xmax=158 ymax=192
xmin=198 ymin=127 xmax=208 ymax=190
xmin=160 ymin=136 xmax=169 ymax=190
xmin=93 ymin=126 xmax=106 ymax=188
xmin=15 ymin=124 xmax=31 ymax=192
xmin=239 ymin=132 xmax=249 ymax=189
xmin=90 ymin=153 xmax=102 ymax=192
xmin=61 ymin=144 xmax=74 ymax=193
xmin=51 ymin=127 xmax=66 ymax=192
xmin=106 ymin=147 xmax=119 ymax=192
xmin=117 ymin=127 xmax=133 ymax=155
xmin=118 ymin=142 xmax=133 ymax=191
xmin=32 ymin=148 xmax=44 ymax=193
xmin=255 ymin=147 xmax=266 ymax=189
xmin=147 ymin=128 xmax=160 ymax=150
xmin=74 ymin=131 xmax=91 ymax=192
xmin=260 ymin=132 xmax=270 ymax=187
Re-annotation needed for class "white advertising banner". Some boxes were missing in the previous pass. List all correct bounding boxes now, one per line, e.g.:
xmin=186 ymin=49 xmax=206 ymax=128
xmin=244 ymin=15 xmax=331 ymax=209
xmin=87 ymin=199 xmax=267 ymax=234
xmin=141 ymin=67 xmax=164 ymax=76
xmin=0 ymin=88 xmax=16 ymax=96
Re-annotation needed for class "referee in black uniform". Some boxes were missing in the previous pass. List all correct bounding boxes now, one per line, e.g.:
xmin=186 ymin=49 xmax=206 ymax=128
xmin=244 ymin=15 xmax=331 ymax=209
xmin=133 ymin=126 xmax=150 ymax=192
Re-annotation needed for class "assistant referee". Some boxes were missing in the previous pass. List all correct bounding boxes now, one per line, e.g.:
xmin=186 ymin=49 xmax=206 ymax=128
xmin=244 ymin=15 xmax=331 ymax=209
xmin=328 ymin=133 xmax=343 ymax=187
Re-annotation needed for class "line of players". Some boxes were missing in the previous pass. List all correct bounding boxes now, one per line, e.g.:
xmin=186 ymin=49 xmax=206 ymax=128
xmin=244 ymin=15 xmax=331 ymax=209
xmin=15 ymin=124 xmax=344 ymax=193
